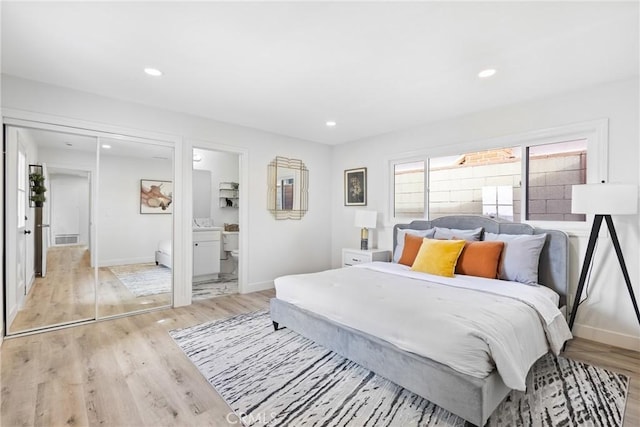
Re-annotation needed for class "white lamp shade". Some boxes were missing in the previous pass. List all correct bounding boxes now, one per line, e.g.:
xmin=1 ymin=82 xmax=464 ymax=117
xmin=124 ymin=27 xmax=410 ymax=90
xmin=354 ymin=210 xmax=377 ymax=228
xmin=571 ymin=184 xmax=638 ymax=215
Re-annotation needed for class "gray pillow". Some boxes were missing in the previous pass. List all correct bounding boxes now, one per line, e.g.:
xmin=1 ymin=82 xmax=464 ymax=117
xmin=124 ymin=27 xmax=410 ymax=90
xmin=433 ymin=226 xmax=483 ymax=241
xmin=484 ymin=232 xmax=547 ymax=285
xmin=394 ymin=228 xmax=435 ymax=263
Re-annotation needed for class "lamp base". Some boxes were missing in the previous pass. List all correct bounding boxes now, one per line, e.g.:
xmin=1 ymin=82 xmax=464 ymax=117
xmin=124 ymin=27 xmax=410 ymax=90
xmin=360 ymin=227 xmax=369 ymax=250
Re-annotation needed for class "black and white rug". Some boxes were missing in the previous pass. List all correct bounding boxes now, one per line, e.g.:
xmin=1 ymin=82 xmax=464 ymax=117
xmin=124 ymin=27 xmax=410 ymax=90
xmin=170 ymin=311 xmax=629 ymax=427
xmin=193 ymin=273 xmax=238 ymax=300
xmin=108 ymin=263 xmax=171 ymax=297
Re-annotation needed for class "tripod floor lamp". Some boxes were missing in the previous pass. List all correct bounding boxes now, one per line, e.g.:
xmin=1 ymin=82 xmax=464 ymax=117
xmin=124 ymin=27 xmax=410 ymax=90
xmin=568 ymin=183 xmax=640 ymax=332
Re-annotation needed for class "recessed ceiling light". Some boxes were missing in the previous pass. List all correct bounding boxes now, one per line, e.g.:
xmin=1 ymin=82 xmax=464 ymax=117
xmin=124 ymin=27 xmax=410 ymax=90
xmin=144 ymin=67 xmax=163 ymax=77
xmin=101 ymin=144 xmax=111 ymax=149
xmin=478 ymin=68 xmax=497 ymax=79
xmin=326 ymin=121 xmax=337 ymax=127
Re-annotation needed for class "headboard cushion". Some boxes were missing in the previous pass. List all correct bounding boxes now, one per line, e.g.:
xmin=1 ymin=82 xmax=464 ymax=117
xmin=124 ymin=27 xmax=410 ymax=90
xmin=393 ymin=215 xmax=569 ymax=306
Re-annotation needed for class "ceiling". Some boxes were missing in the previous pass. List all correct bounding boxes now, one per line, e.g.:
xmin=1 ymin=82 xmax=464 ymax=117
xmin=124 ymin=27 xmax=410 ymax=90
xmin=2 ymin=1 xmax=638 ymax=145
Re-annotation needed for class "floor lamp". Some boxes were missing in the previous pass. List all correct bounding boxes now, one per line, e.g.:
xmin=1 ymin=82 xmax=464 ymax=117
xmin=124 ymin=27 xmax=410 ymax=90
xmin=568 ymin=183 xmax=640 ymax=331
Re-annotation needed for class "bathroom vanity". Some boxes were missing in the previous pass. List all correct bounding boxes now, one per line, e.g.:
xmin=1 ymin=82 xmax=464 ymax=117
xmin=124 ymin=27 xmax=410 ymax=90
xmin=193 ymin=227 xmax=221 ymax=279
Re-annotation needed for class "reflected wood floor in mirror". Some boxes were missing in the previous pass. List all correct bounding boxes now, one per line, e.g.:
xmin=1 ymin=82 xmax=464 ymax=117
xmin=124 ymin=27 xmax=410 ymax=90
xmin=1 ymin=290 xmax=638 ymax=426
xmin=98 ymin=265 xmax=171 ymax=318
xmin=10 ymin=245 xmax=172 ymax=334
xmin=10 ymin=245 xmax=95 ymax=333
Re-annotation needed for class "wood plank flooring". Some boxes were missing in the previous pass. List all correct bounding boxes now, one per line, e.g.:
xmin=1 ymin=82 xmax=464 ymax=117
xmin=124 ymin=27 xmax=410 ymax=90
xmin=2 ymin=290 xmax=638 ymax=426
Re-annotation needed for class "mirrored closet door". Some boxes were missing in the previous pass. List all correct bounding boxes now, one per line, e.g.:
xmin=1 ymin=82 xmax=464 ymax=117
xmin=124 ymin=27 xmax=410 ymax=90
xmin=4 ymin=124 xmax=174 ymax=336
xmin=5 ymin=126 xmax=98 ymax=334
xmin=96 ymin=137 xmax=173 ymax=318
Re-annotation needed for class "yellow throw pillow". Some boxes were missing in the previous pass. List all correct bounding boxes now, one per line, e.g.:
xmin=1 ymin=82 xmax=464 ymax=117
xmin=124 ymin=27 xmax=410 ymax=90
xmin=411 ymin=238 xmax=466 ymax=277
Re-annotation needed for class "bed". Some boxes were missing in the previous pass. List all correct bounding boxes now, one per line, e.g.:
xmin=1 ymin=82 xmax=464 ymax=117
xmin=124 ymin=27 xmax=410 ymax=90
xmin=270 ymin=215 xmax=572 ymax=426
xmin=155 ymin=239 xmax=172 ymax=268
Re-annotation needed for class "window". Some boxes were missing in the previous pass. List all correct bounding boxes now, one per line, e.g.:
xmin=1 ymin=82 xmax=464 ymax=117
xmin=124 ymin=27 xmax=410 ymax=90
xmin=429 ymin=148 xmax=520 ymax=221
xmin=393 ymin=160 xmax=425 ymax=219
xmin=388 ymin=120 xmax=605 ymax=224
xmin=526 ymin=139 xmax=587 ymax=221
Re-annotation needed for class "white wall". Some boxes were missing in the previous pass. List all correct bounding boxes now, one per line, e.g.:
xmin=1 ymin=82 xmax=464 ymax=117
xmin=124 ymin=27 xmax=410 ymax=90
xmin=49 ymin=174 xmax=90 ymax=245
xmin=332 ymin=77 xmax=640 ymax=350
xmin=98 ymin=153 xmax=172 ymax=266
xmin=2 ymin=75 xmax=333 ymax=296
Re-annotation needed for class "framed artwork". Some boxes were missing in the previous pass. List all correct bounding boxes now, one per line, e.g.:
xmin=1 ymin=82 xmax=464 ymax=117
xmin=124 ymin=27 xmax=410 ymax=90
xmin=344 ymin=167 xmax=367 ymax=206
xmin=140 ymin=179 xmax=173 ymax=214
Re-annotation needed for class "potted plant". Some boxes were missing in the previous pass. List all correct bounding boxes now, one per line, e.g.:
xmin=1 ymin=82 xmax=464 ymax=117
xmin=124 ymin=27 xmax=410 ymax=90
xmin=29 ymin=171 xmax=47 ymax=207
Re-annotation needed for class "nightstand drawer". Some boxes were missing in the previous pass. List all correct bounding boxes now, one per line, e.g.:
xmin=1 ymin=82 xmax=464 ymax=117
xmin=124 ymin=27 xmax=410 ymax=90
xmin=343 ymin=251 xmax=369 ymax=266
xmin=342 ymin=248 xmax=390 ymax=267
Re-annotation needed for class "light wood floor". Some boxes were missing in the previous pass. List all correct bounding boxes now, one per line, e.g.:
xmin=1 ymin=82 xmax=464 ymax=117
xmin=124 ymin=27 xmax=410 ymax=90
xmin=10 ymin=246 xmax=171 ymax=334
xmin=1 ymin=290 xmax=638 ymax=426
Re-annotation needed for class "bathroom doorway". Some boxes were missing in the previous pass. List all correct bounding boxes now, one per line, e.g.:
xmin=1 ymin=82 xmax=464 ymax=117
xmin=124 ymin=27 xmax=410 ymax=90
xmin=192 ymin=147 xmax=240 ymax=300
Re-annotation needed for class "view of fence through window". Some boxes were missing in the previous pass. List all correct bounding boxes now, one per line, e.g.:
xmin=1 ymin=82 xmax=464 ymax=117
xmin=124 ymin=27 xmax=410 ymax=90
xmin=393 ymin=140 xmax=587 ymax=222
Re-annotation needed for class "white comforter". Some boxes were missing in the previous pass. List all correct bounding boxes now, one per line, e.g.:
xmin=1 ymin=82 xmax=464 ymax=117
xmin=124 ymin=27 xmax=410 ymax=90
xmin=274 ymin=262 xmax=572 ymax=391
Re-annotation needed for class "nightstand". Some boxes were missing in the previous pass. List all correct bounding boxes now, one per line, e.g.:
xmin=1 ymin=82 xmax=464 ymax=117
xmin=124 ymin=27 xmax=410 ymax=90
xmin=342 ymin=248 xmax=391 ymax=267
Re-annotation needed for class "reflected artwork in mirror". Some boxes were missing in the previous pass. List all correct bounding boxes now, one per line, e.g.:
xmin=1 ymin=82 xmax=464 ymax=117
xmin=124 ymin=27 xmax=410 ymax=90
xmin=268 ymin=157 xmax=308 ymax=220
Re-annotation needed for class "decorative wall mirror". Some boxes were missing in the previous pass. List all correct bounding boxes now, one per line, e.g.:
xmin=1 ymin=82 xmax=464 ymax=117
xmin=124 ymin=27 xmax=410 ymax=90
xmin=267 ymin=156 xmax=308 ymax=220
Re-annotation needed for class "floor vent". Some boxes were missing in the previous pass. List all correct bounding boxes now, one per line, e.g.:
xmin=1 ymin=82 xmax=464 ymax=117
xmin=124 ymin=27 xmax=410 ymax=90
xmin=55 ymin=234 xmax=79 ymax=245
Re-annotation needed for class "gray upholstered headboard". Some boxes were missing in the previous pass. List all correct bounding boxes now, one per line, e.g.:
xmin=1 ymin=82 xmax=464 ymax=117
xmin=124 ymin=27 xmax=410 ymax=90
xmin=393 ymin=215 xmax=569 ymax=307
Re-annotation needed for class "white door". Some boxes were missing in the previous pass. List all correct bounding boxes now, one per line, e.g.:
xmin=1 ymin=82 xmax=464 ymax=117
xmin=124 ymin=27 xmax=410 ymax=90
xmin=5 ymin=127 xmax=28 ymax=324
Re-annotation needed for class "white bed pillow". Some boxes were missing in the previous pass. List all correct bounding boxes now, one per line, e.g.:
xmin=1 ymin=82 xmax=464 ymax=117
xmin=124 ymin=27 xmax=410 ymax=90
xmin=484 ymin=232 xmax=547 ymax=285
xmin=393 ymin=228 xmax=435 ymax=263
xmin=433 ymin=226 xmax=483 ymax=241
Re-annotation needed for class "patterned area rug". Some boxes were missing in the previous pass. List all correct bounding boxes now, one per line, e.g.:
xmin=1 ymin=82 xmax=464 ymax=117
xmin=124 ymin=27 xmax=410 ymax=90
xmin=193 ymin=274 xmax=238 ymax=300
xmin=108 ymin=263 xmax=171 ymax=297
xmin=170 ymin=311 xmax=629 ymax=427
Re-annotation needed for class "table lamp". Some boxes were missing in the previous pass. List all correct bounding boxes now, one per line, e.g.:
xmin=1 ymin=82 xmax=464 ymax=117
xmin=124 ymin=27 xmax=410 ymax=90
xmin=354 ymin=210 xmax=377 ymax=250
xmin=568 ymin=183 xmax=640 ymax=331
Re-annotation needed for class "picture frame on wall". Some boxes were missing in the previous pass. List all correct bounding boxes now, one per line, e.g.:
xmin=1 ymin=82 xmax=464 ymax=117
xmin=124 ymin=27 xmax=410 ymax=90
xmin=140 ymin=179 xmax=173 ymax=214
xmin=344 ymin=167 xmax=367 ymax=206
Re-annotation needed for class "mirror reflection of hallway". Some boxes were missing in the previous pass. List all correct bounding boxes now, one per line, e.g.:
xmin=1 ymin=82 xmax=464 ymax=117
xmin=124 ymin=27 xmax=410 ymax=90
xmin=5 ymin=127 xmax=97 ymax=334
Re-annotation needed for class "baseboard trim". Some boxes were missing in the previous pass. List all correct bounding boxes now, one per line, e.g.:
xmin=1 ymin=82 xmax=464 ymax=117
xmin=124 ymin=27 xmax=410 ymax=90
xmin=242 ymin=280 xmax=274 ymax=294
xmin=98 ymin=257 xmax=156 ymax=267
xmin=573 ymin=323 xmax=640 ymax=351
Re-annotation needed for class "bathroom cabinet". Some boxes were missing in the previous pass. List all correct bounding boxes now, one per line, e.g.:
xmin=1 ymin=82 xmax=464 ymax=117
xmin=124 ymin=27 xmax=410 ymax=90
xmin=193 ymin=230 xmax=221 ymax=278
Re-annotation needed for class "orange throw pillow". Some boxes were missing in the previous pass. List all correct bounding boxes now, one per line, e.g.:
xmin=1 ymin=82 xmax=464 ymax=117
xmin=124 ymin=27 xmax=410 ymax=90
xmin=398 ymin=233 xmax=425 ymax=266
xmin=455 ymin=241 xmax=505 ymax=279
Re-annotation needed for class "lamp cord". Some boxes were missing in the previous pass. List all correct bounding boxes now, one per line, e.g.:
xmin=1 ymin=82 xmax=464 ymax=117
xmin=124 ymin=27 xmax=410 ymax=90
xmin=577 ymin=239 xmax=599 ymax=307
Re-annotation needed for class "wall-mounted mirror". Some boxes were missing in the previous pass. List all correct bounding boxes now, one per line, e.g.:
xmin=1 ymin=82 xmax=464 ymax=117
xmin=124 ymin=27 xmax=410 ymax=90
xmin=267 ymin=156 xmax=308 ymax=220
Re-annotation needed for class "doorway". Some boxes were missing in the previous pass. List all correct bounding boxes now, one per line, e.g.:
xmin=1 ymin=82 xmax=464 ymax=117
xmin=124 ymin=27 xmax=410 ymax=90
xmin=192 ymin=147 xmax=241 ymax=300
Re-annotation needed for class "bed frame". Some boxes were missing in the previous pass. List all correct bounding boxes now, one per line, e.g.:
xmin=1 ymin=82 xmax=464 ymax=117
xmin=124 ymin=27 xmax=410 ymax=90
xmin=155 ymin=250 xmax=171 ymax=268
xmin=270 ymin=215 xmax=569 ymax=426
